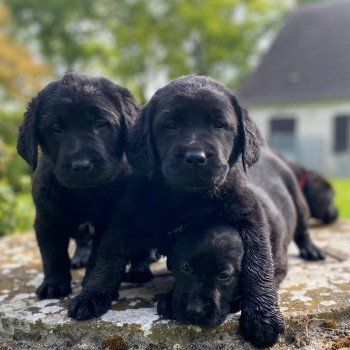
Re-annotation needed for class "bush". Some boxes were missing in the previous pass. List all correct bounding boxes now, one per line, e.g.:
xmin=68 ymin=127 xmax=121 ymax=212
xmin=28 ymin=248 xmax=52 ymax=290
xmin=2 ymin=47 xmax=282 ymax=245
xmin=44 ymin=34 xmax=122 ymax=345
xmin=4 ymin=150 xmax=31 ymax=192
xmin=0 ymin=110 xmax=22 ymax=145
xmin=0 ymin=141 xmax=32 ymax=193
xmin=14 ymin=192 xmax=35 ymax=232
xmin=0 ymin=109 xmax=35 ymax=235
xmin=0 ymin=183 xmax=16 ymax=236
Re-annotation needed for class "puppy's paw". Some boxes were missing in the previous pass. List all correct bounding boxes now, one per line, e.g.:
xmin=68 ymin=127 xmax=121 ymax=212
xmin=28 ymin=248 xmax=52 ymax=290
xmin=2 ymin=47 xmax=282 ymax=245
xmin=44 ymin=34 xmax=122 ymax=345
xmin=68 ymin=290 xmax=112 ymax=321
xmin=240 ymin=305 xmax=284 ymax=349
xmin=157 ymin=293 xmax=174 ymax=319
xmin=36 ymin=278 xmax=71 ymax=299
xmin=299 ymin=242 xmax=325 ymax=261
xmin=123 ymin=265 xmax=153 ymax=283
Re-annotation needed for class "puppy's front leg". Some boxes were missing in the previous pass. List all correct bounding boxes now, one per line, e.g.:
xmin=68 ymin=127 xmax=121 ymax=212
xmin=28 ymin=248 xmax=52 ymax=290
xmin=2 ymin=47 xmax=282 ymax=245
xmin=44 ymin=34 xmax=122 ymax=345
xmin=35 ymin=214 xmax=71 ymax=299
xmin=227 ymin=190 xmax=284 ymax=349
xmin=68 ymin=220 xmax=138 ymax=321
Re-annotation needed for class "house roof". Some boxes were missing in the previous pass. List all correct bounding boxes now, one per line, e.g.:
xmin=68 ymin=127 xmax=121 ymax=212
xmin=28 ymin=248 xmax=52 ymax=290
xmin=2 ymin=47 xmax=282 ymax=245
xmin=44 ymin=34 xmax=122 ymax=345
xmin=239 ymin=0 xmax=350 ymax=105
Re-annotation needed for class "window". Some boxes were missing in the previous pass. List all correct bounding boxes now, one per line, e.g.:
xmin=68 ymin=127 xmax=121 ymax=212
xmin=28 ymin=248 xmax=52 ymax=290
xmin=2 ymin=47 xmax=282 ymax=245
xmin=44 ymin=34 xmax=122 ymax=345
xmin=270 ymin=118 xmax=295 ymax=134
xmin=269 ymin=117 xmax=296 ymax=159
xmin=334 ymin=115 xmax=349 ymax=153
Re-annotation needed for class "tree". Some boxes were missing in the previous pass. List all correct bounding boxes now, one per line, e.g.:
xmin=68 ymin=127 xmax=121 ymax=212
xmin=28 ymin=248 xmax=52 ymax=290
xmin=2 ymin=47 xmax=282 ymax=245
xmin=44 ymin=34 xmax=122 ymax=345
xmin=0 ymin=3 xmax=50 ymax=102
xmin=7 ymin=0 xmax=288 ymax=101
xmin=5 ymin=0 xmax=96 ymax=69
xmin=298 ymin=0 xmax=325 ymax=4
xmin=107 ymin=0 xmax=288 ymax=100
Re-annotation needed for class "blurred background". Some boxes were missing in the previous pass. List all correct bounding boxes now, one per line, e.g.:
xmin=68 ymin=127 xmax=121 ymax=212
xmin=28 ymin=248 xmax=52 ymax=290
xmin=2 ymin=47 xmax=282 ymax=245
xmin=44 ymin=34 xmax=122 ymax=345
xmin=0 ymin=0 xmax=349 ymax=236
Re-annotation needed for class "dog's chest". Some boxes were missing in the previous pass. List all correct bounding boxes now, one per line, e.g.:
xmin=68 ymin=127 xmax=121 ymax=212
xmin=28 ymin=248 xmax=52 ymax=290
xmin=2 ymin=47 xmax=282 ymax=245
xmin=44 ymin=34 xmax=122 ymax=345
xmin=60 ymin=187 xmax=118 ymax=221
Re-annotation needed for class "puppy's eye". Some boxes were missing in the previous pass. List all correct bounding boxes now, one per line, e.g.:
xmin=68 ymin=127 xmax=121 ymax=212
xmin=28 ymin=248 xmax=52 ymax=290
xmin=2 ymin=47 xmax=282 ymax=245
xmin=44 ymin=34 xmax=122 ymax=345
xmin=180 ymin=261 xmax=191 ymax=274
xmin=95 ymin=120 xmax=108 ymax=129
xmin=52 ymin=124 xmax=62 ymax=133
xmin=213 ymin=120 xmax=225 ymax=129
xmin=218 ymin=271 xmax=231 ymax=282
xmin=165 ymin=121 xmax=178 ymax=130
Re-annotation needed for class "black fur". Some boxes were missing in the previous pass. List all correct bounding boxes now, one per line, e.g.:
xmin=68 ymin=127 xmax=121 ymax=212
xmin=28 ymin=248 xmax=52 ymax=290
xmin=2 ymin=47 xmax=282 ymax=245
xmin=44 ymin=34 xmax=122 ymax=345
xmin=157 ymin=147 xmax=325 ymax=335
xmin=17 ymin=72 xmax=140 ymax=299
xmin=68 ymin=75 xmax=315 ymax=348
xmin=279 ymin=156 xmax=338 ymax=224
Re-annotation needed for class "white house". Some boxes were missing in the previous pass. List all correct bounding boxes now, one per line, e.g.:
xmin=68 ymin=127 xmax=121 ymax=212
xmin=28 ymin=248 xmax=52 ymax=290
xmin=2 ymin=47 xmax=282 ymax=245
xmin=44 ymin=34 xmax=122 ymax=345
xmin=239 ymin=0 xmax=350 ymax=177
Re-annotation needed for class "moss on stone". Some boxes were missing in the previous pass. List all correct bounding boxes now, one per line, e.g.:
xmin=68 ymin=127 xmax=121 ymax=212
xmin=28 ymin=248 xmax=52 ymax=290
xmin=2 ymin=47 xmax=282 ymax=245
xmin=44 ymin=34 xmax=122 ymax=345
xmin=103 ymin=336 xmax=129 ymax=350
xmin=321 ymin=320 xmax=338 ymax=329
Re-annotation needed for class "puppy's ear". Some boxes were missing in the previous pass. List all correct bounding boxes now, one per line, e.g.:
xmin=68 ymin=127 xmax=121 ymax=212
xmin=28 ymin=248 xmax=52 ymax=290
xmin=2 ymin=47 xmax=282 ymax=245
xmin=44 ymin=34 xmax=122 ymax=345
xmin=126 ymin=102 xmax=156 ymax=176
xmin=17 ymin=96 xmax=39 ymax=171
xmin=239 ymin=107 xmax=262 ymax=171
xmin=99 ymin=79 xmax=141 ymax=158
xmin=112 ymin=88 xmax=140 ymax=154
xmin=230 ymin=94 xmax=262 ymax=171
xmin=103 ymin=82 xmax=140 ymax=129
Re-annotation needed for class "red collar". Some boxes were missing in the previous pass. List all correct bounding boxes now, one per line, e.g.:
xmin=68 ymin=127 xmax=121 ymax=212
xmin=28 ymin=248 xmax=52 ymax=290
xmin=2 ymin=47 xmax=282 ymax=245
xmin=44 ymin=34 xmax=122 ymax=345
xmin=298 ymin=173 xmax=307 ymax=190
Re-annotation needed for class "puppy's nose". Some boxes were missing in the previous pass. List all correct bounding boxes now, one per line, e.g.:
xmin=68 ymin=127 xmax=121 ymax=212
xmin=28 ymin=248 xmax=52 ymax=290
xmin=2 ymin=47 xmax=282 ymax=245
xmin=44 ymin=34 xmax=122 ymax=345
xmin=71 ymin=159 xmax=92 ymax=172
xmin=184 ymin=150 xmax=207 ymax=166
xmin=185 ymin=303 xmax=206 ymax=319
xmin=324 ymin=207 xmax=338 ymax=223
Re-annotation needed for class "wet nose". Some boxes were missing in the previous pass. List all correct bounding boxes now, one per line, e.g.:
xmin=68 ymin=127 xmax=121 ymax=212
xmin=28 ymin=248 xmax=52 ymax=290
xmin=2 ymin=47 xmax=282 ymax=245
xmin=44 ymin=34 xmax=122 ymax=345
xmin=71 ymin=159 xmax=92 ymax=172
xmin=183 ymin=150 xmax=207 ymax=166
xmin=184 ymin=302 xmax=206 ymax=319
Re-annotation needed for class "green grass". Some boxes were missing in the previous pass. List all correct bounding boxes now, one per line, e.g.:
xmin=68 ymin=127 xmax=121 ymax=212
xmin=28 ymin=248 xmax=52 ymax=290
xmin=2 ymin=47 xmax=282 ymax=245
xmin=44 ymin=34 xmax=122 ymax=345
xmin=330 ymin=178 xmax=350 ymax=219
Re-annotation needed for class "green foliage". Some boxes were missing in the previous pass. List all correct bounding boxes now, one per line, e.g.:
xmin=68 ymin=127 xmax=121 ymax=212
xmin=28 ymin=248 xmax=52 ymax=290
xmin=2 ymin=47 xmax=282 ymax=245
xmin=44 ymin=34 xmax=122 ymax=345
xmin=0 ymin=109 xmax=34 ymax=235
xmin=298 ymin=0 xmax=325 ymax=5
xmin=330 ymin=178 xmax=350 ymax=219
xmin=6 ymin=0 xmax=288 ymax=102
xmin=14 ymin=192 xmax=35 ymax=233
xmin=0 ymin=110 xmax=22 ymax=145
xmin=0 ymin=3 xmax=50 ymax=103
xmin=0 ymin=183 xmax=34 ymax=236
xmin=0 ymin=134 xmax=31 ymax=193
xmin=0 ymin=183 xmax=16 ymax=236
xmin=4 ymin=0 xmax=96 ymax=68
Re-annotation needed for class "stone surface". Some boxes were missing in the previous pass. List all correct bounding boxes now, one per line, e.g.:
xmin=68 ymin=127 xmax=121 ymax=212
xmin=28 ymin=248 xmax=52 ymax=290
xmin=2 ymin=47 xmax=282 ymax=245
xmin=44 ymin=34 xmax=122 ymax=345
xmin=0 ymin=221 xmax=349 ymax=349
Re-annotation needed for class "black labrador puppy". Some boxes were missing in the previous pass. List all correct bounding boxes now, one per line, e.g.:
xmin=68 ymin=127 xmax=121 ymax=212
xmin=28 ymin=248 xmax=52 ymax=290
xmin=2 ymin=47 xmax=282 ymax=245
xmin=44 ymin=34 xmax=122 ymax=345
xmin=281 ymin=156 xmax=338 ymax=224
xmin=157 ymin=147 xmax=325 ymax=327
xmin=159 ymin=225 xmax=244 ymax=326
xmin=68 ymin=75 xmax=322 ymax=348
xmin=17 ymin=72 xmax=142 ymax=298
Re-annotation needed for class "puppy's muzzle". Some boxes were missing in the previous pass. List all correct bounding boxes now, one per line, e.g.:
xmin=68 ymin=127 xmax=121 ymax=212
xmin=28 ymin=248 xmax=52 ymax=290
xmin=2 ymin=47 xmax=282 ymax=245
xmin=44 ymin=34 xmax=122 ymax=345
xmin=179 ymin=293 xmax=219 ymax=326
xmin=183 ymin=300 xmax=206 ymax=320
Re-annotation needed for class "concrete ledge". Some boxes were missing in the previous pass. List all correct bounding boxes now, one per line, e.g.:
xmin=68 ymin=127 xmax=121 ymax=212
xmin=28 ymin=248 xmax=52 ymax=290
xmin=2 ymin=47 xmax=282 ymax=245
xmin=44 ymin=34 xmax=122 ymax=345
xmin=0 ymin=221 xmax=349 ymax=349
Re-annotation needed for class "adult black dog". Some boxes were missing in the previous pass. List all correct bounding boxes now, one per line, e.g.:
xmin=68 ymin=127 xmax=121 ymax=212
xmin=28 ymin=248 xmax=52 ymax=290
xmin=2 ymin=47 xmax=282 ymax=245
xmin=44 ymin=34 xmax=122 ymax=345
xmin=157 ymin=147 xmax=325 ymax=327
xmin=68 ymin=75 xmax=322 ymax=348
xmin=17 ymin=72 xmax=141 ymax=299
xmin=281 ymin=156 xmax=338 ymax=224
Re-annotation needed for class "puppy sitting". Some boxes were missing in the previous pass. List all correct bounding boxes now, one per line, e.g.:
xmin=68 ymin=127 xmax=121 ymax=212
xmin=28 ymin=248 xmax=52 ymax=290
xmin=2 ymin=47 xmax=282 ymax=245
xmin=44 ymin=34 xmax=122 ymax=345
xmin=158 ymin=147 xmax=325 ymax=327
xmin=17 ymin=72 xmax=140 ymax=298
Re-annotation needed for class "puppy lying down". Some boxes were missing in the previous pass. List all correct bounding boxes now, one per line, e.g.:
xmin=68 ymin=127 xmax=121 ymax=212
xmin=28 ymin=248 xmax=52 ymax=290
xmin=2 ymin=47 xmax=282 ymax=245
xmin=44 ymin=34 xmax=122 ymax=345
xmin=158 ymin=225 xmax=243 ymax=326
xmin=158 ymin=147 xmax=324 ymax=326
xmin=280 ymin=155 xmax=338 ymax=224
